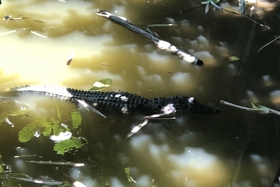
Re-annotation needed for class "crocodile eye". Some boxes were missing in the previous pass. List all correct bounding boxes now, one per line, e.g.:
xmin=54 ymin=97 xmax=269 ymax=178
xmin=188 ymin=97 xmax=195 ymax=103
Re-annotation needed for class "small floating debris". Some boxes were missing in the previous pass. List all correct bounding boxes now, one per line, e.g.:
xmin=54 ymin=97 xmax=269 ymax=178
xmin=66 ymin=51 xmax=75 ymax=65
xmin=96 ymin=10 xmax=203 ymax=66
xmin=226 ymin=56 xmax=240 ymax=62
xmin=5 ymin=118 xmax=14 ymax=127
xmin=34 ymin=20 xmax=45 ymax=23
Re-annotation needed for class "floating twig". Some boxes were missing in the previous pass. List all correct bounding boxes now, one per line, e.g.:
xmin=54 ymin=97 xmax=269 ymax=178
xmin=75 ymin=99 xmax=107 ymax=119
xmin=30 ymin=30 xmax=47 ymax=38
xmin=0 ymin=30 xmax=16 ymax=36
xmin=126 ymin=119 xmax=148 ymax=138
xmin=3 ymin=15 xmax=28 ymax=21
xmin=220 ymin=100 xmax=280 ymax=115
xmin=25 ymin=160 xmax=85 ymax=167
xmin=257 ymin=36 xmax=280 ymax=53
xmin=66 ymin=51 xmax=75 ymax=65
xmin=221 ymin=8 xmax=270 ymax=30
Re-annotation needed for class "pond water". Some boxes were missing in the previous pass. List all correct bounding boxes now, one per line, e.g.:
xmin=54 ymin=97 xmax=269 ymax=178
xmin=0 ymin=0 xmax=280 ymax=186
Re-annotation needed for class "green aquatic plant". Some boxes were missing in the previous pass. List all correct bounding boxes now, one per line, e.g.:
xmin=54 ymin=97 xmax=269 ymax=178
xmin=18 ymin=109 xmax=85 ymax=155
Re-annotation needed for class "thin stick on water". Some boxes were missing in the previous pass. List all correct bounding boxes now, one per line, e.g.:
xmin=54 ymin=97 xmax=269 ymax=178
xmin=220 ymin=100 xmax=259 ymax=112
xmin=257 ymin=36 xmax=280 ymax=53
xmin=75 ymin=99 xmax=107 ymax=119
xmin=221 ymin=8 xmax=270 ymax=30
xmin=126 ymin=119 xmax=149 ymax=138
xmin=220 ymin=100 xmax=280 ymax=115
xmin=25 ymin=160 xmax=85 ymax=167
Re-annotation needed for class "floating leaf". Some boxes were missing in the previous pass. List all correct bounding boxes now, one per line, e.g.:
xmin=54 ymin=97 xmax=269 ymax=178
xmin=90 ymin=78 xmax=113 ymax=91
xmin=18 ymin=118 xmax=44 ymax=142
xmin=71 ymin=110 xmax=82 ymax=129
xmin=42 ymin=125 xmax=52 ymax=136
xmin=227 ymin=56 xmax=240 ymax=62
xmin=52 ymin=122 xmax=63 ymax=136
xmin=53 ymin=137 xmax=82 ymax=155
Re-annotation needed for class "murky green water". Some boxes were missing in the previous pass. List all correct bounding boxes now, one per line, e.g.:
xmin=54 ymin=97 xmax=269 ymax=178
xmin=0 ymin=0 xmax=280 ymax=187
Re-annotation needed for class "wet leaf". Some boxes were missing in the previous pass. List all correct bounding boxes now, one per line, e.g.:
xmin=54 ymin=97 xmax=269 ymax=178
xmin=52 ymin=122 xmax=62 ymax=136
xmin=0 ymin=165 xmax=3 ymax=173
xmin=227 ymin=56 xmax=240 ymax=62
xmin=42 ymin=125 xmax=52 ymax=136
xmin=71 ymin=110 xmax=82 ymax=129
xmin=90 ymin=78 xmax=113 ymax=91
xmin=53 ymin=137 xmax=82 ymax=155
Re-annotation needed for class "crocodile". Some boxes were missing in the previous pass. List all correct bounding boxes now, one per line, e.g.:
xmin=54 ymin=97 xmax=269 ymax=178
xmin=11 ymin=85 xmax=220 ymax=116
xmin=96 ymin=10 xmax=204 ymax=66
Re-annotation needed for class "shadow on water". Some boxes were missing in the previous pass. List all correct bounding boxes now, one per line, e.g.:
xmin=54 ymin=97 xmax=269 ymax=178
xmin=1 ymin=0 xmax=280 ymax=186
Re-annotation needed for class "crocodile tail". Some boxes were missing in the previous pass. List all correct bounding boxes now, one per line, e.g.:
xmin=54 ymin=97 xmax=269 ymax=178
xmin=11 ymin=85 xmax=73 ymax=100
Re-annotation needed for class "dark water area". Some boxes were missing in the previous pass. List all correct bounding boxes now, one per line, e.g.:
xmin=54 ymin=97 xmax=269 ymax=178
xmin=0 ymin=0 xmax=280 ymax=187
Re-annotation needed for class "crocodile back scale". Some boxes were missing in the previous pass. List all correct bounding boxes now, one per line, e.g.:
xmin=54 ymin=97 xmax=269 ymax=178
xmin=11 ymin=85 xmax=221 ymax=115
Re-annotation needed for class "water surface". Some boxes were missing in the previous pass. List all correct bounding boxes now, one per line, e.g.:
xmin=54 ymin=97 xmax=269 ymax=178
xmin=0 ymin=0 xmax=280 ymax=187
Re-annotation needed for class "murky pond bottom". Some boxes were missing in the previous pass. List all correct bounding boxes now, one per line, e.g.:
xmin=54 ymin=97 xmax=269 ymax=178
xmin=0 ymin=0 xmax=280 ymax=187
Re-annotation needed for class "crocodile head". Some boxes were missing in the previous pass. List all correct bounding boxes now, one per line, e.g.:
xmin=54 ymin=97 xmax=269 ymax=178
xmin=164 ymin=96 xmax=221 ymax=115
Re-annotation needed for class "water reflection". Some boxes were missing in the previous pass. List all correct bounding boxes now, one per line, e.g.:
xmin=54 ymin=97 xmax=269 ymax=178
xmin=0 ymin=0 xmax=280 ymax=186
